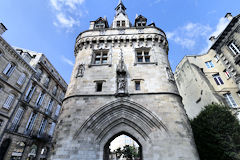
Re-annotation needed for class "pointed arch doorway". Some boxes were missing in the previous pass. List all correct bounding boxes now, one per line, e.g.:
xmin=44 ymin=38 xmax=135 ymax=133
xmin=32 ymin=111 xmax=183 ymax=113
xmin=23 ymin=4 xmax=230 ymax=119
xmin=103 ymin=132 xmax=142 ymax=160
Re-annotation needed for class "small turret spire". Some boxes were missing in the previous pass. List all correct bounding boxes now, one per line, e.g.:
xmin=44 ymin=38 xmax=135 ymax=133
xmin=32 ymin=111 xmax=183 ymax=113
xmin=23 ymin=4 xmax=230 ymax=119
xmin=115 ymin=0 xmax=126 ymax=16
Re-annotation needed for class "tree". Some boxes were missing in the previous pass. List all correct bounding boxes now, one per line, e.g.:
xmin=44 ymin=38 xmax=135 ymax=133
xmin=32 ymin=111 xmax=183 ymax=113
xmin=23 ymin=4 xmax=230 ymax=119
xmin=190 ymin=104 xmax=240 ymax=160
xmin=122 ymin=145 xmax=139 ymax=160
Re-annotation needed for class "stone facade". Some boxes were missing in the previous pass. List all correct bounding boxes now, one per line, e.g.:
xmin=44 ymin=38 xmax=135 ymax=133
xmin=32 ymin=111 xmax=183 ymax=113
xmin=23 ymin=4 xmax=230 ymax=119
xmin=175 ymin=13 xmax=240 ymax=119
xmin=0 ymin=26 xmax=67 ymax=160
xmin=51 ymin=1 xmax=200 ymax=160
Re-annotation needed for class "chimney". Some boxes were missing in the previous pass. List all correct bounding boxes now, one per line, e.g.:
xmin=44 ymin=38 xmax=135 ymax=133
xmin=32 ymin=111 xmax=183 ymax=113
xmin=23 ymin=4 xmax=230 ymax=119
xmin=0 ymin=23 xmax=7 ymax=35
xmin=209 ymin=36 xmax=216 ymax=42
xmin=225 ymin=13 xmax=233 ymax=21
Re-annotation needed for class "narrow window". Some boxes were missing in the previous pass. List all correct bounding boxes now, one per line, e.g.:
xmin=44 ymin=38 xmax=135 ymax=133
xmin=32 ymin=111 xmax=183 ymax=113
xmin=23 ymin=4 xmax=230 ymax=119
xmin=214 ymin=54 xmax=220 ymax=62
xmin=229 ymin=42 xmax=240 ymax=55
xmin=45 ymin=99 xmax=54 ymax=115
xmin=52 ymin=86 xmax=58 ymax=95
xmin=17 ymin=73 xmax=26 ymax=86
xmin=96 ymin=82 xmax=103 ymax=92
xmin=144 ymin=51 xmax=150 ymax=62
xmin=224 ymin=69 xmax=231 ymax=79
xmin=117 ymin=21 xmax=121 ymax=27
xmin=205 ymin=61 xmax=214 ymax=68
xmin=35 ymin=92 xmax=45 ymax=108
xmin=25 ymin=112 xmax=37 ymax=135
xmin=122 ymin=21 xmax=126 ymax=27
xmin=55 ymin=105 xmax=61 ymax=117
xmin=3 ymin=93 xmax=15 ymax=109
xmin=35 ymin=68 xmax=42 ymax=80
xmin=24 ymin=83 xmax=36 ymax=102
xmin=48 ymin=122 xmax=56 ymax=136
xmin=0 ymin=119 xmax=3 ymax=127
xmin=135 ymin=81 xmax=141 ymax=90
xmin=44 ymin=76 xmax=50 ymax=88
xmin=137 ymin=52 xmax=143 ymax=62
xmin=38 ymin=118 xmax=47 ymax=136
xmin=10 ymin=107 xmax=24 ymax=131
xmin=3 ymin=63 xmax=15 ymax=77
xmin=224 ymin=93 xmax=237 ymax=108
xmin=213 ymin=74 xmax=224 ymax=85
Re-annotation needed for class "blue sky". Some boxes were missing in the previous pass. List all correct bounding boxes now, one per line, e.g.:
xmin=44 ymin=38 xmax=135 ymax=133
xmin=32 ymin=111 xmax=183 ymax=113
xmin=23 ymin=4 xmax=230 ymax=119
xmin=0 ymin=0 xmax=239 ymax=83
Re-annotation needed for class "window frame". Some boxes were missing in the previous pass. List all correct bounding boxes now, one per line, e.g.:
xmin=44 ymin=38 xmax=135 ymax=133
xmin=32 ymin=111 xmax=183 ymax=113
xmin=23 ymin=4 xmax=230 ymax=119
xmin=3 ymin=62 xmax=16 ymax=77
xmin=213 ymin=74 xmax=224 ymax=85
xmin=135 ymin=81 xmax=141 ymax=91
xmin=135 ymin=48 xmax=151 ymax=63
xmin=3 ymin=93 xmax=15 ymax=110
xmin=205 ymin=61 xmax=214 ymax=68
xmin=17 ymin=73 xmax=27 ymax=86
xmin=96 ymin=82 xmax=103 ymax=92
xmin=228 ymin=42 xmax=240 ymax=55
xmin=92 ymin=50 xmax=109 ymax=65
xmin=223 ymin=93 xmax=238 ymax=108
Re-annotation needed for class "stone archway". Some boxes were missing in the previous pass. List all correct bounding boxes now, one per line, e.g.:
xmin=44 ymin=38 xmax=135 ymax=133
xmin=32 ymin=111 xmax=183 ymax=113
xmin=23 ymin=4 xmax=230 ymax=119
xmin=103 ymin=131 xmax=142 ymax=160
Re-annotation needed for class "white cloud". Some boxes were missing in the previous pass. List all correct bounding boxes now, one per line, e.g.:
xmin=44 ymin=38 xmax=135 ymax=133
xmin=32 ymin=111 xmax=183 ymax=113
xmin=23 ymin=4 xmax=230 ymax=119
xmin=49 ymin=0 xmax=86 ymax=30
xmin=61 ymin=55 xmax=74 ymax=66
xmin=199 ymin=17 xmax=229 ymax=54
xmin=54 ymin=13 xmax=79 ymax=28
xmin=167 ymin=23 xmax=212 ymax=49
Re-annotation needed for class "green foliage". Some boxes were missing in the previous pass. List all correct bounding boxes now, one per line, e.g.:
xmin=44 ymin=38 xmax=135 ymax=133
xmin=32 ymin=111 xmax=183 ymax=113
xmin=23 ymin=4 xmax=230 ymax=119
xmin=114 ymin=145 xmax=140 ymax=160
xmin=190 ymin=104 xmax=240 ymax=160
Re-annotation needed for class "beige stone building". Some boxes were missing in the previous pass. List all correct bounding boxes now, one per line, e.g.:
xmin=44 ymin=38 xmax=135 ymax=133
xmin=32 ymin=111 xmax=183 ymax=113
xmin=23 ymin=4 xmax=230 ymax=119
xmin=0 ymin=24 xmax=67 ymax=160
xmin=51 ymin=1 xmax=199 ymax=160
xmin=175 ymin=13 xmax=240 ymax=119
xmin=0 ymin=24 xmax=36 ymax=159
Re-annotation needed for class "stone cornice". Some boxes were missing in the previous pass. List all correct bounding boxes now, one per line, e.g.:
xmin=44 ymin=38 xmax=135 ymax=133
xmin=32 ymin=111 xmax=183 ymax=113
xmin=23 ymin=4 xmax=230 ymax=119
xmin=0 ymin=36 xmax=36 ymax=73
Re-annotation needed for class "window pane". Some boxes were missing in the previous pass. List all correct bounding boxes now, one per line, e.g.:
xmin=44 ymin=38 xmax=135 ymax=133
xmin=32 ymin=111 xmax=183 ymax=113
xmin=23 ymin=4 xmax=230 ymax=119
xmin=137 ymin=57 xmax=143 ymax=62
xmin=95 ymin=59 xmax=101 ymax=64
xmin=145 ymin=57 xmax=150 ymax=62
xmin=96 ymin=82 xmax=103 ymax=92
xmin=137 ymin=52 xmax=142 ymax=56
xmin=135 ymin=81 xmax=140 ymax=90
xmin=102 ymin=58 xmax=107 ymax=64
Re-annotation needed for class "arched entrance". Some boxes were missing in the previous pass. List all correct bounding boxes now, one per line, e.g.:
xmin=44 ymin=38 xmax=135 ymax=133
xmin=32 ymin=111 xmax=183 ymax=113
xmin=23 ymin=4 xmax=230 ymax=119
xmin=0 ymin=138 xmax=11 ymax=160
xmin=103 ymin=132 xmax=142 ymax=160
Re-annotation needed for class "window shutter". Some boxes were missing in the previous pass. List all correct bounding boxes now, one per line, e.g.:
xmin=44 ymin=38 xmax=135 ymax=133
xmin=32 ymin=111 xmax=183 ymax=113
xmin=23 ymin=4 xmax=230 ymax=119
xmin=55 ymin=105 xmax=61 ymax=116
xmin=3 ymin=63 xmax=12 ymax=75
xmin=49 ymin=122 xmax=56 ymax=136
xmin=3 ymin=94 xmax=15 ymax=109
xmin=11 ymin=107 xmax=24 ymax=127
xmin=17 ymin=73 xmax=26 ymax=86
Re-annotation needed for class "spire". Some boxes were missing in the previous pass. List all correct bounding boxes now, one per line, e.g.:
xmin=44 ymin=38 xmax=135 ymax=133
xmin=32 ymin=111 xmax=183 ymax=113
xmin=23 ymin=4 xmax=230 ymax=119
xmin=115 ymin=0 xmax=126 ymax=16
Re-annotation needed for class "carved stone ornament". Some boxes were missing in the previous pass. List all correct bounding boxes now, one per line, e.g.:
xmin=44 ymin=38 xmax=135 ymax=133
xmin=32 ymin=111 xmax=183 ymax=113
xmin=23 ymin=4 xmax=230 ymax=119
xmin=116 ymin=49 xmax=128 ymax=96
xmin=166 ymin=67 xmax=175 ymax=82
xmin=76 ymin=64 xmax=85 ymax=78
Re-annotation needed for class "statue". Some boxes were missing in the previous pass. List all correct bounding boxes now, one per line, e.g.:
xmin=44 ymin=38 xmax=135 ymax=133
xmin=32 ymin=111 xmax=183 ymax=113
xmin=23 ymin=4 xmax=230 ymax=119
xmin=76 ymin=64 xmax=85 ymax=78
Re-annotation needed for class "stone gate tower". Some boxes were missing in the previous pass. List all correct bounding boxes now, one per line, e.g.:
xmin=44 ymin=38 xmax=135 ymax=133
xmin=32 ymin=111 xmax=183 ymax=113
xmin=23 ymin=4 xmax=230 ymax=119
xmin=51 ymin=1 xmax=200 ymax=160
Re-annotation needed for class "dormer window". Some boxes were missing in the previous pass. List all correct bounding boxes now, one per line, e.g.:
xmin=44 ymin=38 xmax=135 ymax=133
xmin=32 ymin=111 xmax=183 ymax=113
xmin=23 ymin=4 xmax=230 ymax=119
xmin=95 ymin=21 xmax=105 ymax=29
xmin=135 ymin=15 xmax=147 ymax=27
xmin=94 ymin=17 xmax=109 ymax=29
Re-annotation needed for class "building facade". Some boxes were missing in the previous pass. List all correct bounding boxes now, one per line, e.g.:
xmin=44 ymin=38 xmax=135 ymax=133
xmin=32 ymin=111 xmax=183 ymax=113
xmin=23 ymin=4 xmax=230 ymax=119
xmin=51 ymin=1 xmax=199 ymax=160
xmin=0 ymin=26 xmax=67 ymax=160
xmin=175 ymin=13 xmax=240 ymax=119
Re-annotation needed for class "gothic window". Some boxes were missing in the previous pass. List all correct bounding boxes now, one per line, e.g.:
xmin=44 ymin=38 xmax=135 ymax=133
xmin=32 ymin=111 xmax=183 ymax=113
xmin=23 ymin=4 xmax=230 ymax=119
xmin=3 ymin=62 xmax=15 ymax=77
xmin=24 ymin=83 xmax=36 ymax=102
xmin=35 ymin=92 xmax=45 ymax=108
xmin=92 ymin=50 xmax=108 ymax=65
xmin=17 ymin=73 xmax=26 ymax=86
xmin=96 ymin=82 xmax=103 ymax=92
xmin=224 ymin=93 xmax=237 ymax=108
xmin=136 ymin=49 xmax=150 ymax=63
xmin=228 ymin=41 xmax=240 ymax=55
xmin=205 ymin=61 xmax=214 ymax=68
xmin=3 ymin=93 xmax=15 ymax=110
xmin=135 ymin=81 xmax=141 ymax=90
xmin=213 ymin=74 xmax=224 ymax=85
